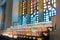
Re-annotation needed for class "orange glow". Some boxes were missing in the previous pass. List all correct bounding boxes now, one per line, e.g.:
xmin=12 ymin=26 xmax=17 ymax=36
xmin=37 ymin=38 xmax=43 ymax=40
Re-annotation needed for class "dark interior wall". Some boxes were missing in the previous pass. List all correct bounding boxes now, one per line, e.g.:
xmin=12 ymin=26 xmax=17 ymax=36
xmin=5 ymin=0 xmax=13 ymax=29
xmin=53 ymin=0 xmax=60 ymax=40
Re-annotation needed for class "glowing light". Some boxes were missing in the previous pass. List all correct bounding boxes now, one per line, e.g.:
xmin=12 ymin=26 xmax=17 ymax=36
xmin=48 ymin=2 xmax=50 ymax=4
xmin=54 ymin=3 xmax=56 ymax=7
xmin=48 ymin=5 xmax=52 ymax=10
xmin=44 ymin=0 xmax=46 ymax=3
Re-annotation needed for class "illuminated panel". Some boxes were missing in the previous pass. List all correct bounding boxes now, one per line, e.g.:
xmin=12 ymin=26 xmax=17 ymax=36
xmin=53 ymin=0 xmax=56 ymax=7
xmin=43 ymin=0 xmax=47 ymax=11
xmin=24 ymin=0 xmax=27 ymax=15
xmin=31 ymin=0 xmax=34 ymax=14
xmin=31 ymin=0 xmax=37 ymax=24
xmin=34 ymin=0 xmax=37 ymax=15
xmin=31 ymin=0 xmax=39 ymax=23
xmin=22 ymin=16 xmax=26 ymax=25
xmin=44 ymin=0 xmax=56 ymax=22
xmin=27 ymin=0 xmax=31 ymax=14
xmin=26 ymin=0 xmax=31 ymax=24
xmin=38 ymin=0 xmax=44 ymax=13
xmin=31 ymin=0 xmax=34 ymax=23
xmin=19 ymin=2 xmax=23 ymax=15
xmin=23 ymin=1 xmax=24 ymax=15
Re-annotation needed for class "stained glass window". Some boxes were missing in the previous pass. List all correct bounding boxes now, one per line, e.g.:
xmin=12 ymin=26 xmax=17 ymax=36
xmin=44 ymin=0 xmax=56 ymax=22
xmin=16 ymin=0 xmax=56 ymax=25
xmin=22 ymin=15 xmax=26 ymax=25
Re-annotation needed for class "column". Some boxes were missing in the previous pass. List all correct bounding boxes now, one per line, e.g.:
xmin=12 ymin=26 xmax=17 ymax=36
xmin=5 ymin=0 xmax=13 ymax=29
xmin=12 ymin=0 xmax=19 ymax=25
